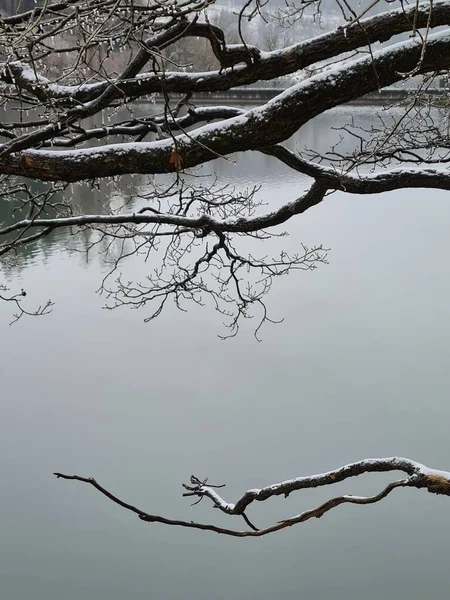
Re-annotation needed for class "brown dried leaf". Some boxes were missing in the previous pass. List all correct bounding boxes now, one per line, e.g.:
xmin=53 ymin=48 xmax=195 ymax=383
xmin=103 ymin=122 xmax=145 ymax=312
xmin=169 ymin=148 xmax=183 ymax=170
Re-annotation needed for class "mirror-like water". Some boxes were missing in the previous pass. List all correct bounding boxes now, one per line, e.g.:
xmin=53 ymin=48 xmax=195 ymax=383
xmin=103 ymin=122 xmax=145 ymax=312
xmin=1 ymin=106 xmax=450 ymax=600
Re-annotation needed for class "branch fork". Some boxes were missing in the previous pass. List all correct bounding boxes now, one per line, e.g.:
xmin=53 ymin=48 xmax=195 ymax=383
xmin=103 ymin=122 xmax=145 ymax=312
xmin=54 ymin=457 xmax=450 ymax=538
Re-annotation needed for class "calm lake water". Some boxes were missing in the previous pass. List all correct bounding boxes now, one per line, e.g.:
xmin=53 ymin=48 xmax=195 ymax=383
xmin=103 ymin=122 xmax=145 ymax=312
xmin=1 ymin=106 xmax=450 ymax=599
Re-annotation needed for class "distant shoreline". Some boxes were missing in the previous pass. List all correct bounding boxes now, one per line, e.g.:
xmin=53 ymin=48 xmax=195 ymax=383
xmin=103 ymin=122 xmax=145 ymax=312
xmin=154 ymin=86 xmax=449 ymax=106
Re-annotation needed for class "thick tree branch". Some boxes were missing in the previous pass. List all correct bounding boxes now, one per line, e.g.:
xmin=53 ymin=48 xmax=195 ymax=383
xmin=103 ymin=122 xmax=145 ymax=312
xmin=4 ymin=156 xmax=450 ymax=242
xmin=8 ymin=1 xmax=450 ymax=103
xmin=4 ymin=30 xmax=450 ymax=181
xmin=2 ymin=0 xmax=450 ymax=333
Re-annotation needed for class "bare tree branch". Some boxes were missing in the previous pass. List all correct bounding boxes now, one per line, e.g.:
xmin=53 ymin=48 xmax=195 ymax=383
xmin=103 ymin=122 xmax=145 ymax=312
xmin=3 ymin=29 xmax=450 ymax=181
xmin=54 ymin=457 xmax=450 ymax=538
xmin=2 ymin=0 xmax=450 ymax=331
xmin=6 ymin=1 xmax=450 ymax=103
xmin=0 ymin=284 xmax=53 ymax=324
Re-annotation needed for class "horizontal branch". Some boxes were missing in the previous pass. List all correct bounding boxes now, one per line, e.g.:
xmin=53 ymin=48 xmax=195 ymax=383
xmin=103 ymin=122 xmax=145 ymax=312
xmin=262 ymin=146 xmax=450 ymax=193
xmin=54 ymin=457 xmax=450 ymax=538
xmin=3 ymin=154 xmax=450 ymax=242
xmin=43 ymin=107 xmax=244 ymax=148
xmin=0 ymin=181 xmax=328 ymax=236
xmin=182 ymin=457 xmax=426 ymax=514
xmin=2 ymin=0 xmax=85 ymax=26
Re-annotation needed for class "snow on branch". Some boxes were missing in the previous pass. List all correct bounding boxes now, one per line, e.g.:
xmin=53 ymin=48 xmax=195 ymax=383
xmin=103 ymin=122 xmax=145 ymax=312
xmin=4 ymin=1 xmax=450 ymax=103
xmin=0 ymin=180 xmax=329 ymax=235
xmin=4 ymin=159 xmax=450 ymax=242
xmin=54 ymin=457 xmax=450 ymax=538
xmin=2 ymin=159 xmax=450 ymax=334
xmin=4 ymin=29 xmax=450 ymax=181
xmin=3 ymin=0 xmax=450 ymax=331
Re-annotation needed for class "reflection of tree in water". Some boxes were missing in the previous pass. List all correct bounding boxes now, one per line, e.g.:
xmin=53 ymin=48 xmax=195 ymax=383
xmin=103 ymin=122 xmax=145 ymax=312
xmin=2 ymin=100 xmax=447 ymax=278
xmin=0 ymin=173 xmax=145 ymax=277
xmin=0 ymin=96 xmax=164 ymax=274
xmin=2 ymin=97 xmax=448 ymax=327
xmin=5 ymin=101 xmax=445 ymax=273
xmin=0 ymin=179 xmax=58 ymax=275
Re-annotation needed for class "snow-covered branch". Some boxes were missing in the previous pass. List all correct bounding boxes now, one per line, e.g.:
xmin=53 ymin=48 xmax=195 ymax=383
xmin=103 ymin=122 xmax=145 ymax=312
xmin=2 ymin=0 xmax=450 ymax=330
xmin=4 ymin=29 xmax=450 ymax=181
xmin=4 ymin=1 xmax=450 ymax=103
xmin=54 ymin=457 xmax=450 ymax=538
xmin=4 ymin=157 xmax=450 ymax=243
xmin=0 ymin=181 xmax=328 ymax=236
xmin=262 ymin=146 xmax=450 ymax=193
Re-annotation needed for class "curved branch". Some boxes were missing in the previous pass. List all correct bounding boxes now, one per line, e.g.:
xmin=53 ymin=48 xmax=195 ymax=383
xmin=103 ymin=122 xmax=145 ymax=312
xmin=4 ymin=154 xmax=450 ymax=244
xmin=262 ymin=146 xmax=450 ymax=193
xmin=0 ymin=181 xmax=328 ymax=238
xmin=0 ymin=285 xmax=53 ymax=324
xmin=183 ymin=457 xmax=423 ymax=515
xmin=54 ymin=457 xmax=450 ymax=538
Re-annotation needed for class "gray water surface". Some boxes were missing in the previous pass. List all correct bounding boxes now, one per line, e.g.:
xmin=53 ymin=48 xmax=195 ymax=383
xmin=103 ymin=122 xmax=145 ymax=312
xmin=1 ymin=107 xmax=450 ymax=599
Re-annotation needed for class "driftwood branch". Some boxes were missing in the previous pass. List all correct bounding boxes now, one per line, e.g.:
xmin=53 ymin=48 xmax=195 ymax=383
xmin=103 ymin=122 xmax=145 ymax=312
xmin=54 ymin=457 xmax=450 ymax=538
